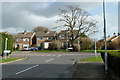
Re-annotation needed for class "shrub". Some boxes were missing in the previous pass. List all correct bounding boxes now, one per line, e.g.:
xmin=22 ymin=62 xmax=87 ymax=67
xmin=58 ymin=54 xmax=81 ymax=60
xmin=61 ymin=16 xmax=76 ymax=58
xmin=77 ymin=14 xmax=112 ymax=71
xmin=101 ymin=51 xmax=120 ymax=77
xmin=0 ymin=33 xmax=13 ymax=56
xmin=80 ymin=37 xmax=94 ymax=50
xmin=48 ymin=42 xmax=58 ymax=50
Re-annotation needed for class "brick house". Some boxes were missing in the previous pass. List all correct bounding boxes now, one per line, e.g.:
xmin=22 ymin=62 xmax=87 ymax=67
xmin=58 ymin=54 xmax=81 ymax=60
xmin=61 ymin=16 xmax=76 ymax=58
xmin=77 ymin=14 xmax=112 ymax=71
xmin=36 ymin=31 xmax=57 ymax=49
xmin=13 ymin=30 xmax=36 ymax=50
xmin=57 ymin=30 xmax=79 ymax=49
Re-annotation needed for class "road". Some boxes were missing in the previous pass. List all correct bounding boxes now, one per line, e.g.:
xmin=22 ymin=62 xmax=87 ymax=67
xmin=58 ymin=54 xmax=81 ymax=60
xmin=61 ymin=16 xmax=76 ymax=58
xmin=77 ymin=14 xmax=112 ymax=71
xmin=2 ymin=51 xmax=99 ymax=80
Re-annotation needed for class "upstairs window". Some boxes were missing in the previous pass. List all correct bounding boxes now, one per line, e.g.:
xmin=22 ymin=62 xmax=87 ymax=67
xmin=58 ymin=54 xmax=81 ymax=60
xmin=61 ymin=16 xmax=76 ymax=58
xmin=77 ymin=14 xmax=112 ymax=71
xmin=47 ymin=37 xmax=52 ymax=40
xmin=23 ymin=38 xmax=29 ymax=41
xmin=39 ymin=37 xmax=44 ymax=40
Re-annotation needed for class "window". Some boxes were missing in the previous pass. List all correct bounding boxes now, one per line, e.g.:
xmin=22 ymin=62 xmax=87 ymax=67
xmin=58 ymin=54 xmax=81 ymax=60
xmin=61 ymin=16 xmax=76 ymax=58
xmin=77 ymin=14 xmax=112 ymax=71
xmin=47 ymin=37 xmax=52 ymax=40
xmin=16 ymin=38 xmax=20 ymax=42
xmin=60 ymin=34 xmax=64 ymax=39
xmin=39 ymin=37 xmax=44 ymax=40
xmin=23 ymin=38 xmax=29 ymax=41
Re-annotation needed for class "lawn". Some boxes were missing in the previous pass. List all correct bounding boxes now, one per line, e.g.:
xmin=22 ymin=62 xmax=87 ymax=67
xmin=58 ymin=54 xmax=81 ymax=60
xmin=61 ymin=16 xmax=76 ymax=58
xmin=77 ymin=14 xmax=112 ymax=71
xmin=0 ymin=58 xmax=20 ymax=63
xmin=80 ymin=56 xmax=103 ymax=62
xmin=82 ymin=50 xmax=120 ymax=53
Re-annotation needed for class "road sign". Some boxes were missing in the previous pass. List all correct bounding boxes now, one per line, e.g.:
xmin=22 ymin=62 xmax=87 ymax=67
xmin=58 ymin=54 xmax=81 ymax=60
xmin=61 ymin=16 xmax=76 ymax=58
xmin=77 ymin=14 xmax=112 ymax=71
xmin=4 ymin=50 xmax=11 ymax=53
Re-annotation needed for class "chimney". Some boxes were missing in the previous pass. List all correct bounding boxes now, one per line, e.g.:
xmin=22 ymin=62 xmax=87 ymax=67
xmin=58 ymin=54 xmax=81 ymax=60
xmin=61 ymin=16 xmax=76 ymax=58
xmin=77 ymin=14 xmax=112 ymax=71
xmin=118 ymin=33 xmax=120 ymax=36
xmin=113 ymin=33 xmax=116 ymax=36
xmin=24 ymin=30 xmax=27 ymax=34
xmin=108 ymin=35 xmax=110 ymax=38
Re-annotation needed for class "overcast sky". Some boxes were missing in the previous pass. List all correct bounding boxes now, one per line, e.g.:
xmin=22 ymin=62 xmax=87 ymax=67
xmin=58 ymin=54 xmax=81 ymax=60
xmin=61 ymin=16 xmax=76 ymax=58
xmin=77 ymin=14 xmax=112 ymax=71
xmin=1 ymin=1 xmax=118 ymax=40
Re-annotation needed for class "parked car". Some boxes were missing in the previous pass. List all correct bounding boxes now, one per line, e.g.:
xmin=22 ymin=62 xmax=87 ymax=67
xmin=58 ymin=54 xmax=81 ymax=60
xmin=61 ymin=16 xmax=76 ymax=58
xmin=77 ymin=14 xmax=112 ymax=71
xmin=32 ymin=46 xmax=42 ymax=51
xmin=23 ymin=47 xmax=32 ymax=51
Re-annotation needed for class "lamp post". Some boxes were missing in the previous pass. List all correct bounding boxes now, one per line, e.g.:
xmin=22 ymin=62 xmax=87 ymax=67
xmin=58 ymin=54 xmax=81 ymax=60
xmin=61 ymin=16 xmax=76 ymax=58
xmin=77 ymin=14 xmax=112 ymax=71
xmin=93 ymin=31 xmax=98 ymax=59
xmin=5 ymin=38 xmax=8 ymax=59
xmin=103 ymin=0 xmax=108 ymax=73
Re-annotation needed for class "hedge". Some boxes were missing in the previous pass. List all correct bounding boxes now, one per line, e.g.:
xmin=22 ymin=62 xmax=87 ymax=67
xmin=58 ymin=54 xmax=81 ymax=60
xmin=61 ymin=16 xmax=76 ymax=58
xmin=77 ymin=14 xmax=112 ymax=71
xmin=101 ymin=51 xmax=120 ymax=77
xmin=0 ymin=33 xmax=13 ymax=55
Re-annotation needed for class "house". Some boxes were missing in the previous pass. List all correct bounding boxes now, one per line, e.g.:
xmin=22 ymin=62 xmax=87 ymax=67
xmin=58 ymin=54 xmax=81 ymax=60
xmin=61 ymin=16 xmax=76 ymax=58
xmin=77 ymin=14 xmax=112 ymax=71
xmin=36 ymin=31 xmax=57 ymax=49
xmin=13 ymin=30 xmax=36 ymax=50
xmin=0 ymin=32 xmax=8 ymax=34
xmin=57 ymin=30 xmax=79 ymax=49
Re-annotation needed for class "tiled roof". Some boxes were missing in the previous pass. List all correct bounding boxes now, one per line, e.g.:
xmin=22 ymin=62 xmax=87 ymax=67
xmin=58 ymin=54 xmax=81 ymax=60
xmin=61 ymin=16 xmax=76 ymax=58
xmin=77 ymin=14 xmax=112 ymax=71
xmin=36 ymin=31 xmax=56 ymax=37
xmin=106 ymin=36 xmax=116 ymax=42
xmin=58 ymin=30 xmax=79 ymax=36
xmin=15 ymin=32 xmax=35 ymax=38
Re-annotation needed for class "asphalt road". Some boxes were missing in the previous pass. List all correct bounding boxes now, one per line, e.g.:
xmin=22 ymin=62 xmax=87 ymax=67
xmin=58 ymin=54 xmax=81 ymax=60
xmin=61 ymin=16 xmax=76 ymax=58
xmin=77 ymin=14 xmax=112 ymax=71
xmin=2 ymin=51 xmax=100 ymax=80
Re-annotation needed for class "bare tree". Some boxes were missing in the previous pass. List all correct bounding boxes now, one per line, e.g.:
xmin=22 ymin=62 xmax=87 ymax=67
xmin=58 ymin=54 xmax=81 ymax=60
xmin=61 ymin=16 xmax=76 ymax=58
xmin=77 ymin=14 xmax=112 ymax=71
xmin=33 ymin=26 xmax=49 ymax=33
xmin=56 ymin=5 xmax=97 ymax=48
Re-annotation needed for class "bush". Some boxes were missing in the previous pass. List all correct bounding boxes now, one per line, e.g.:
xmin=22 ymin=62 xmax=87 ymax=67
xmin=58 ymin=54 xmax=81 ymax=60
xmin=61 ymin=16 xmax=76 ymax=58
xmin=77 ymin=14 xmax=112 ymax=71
xmin=101 ymin=42 xmax=117 ymax=50
xmin=80 ymin=37 xmax=94 ymax=50
xmin=101 ymin=51 xmax=120 ymax=77
xmin=0 ymin=33 xmax=13 ymax=56
xmin=48 ymin=42 xmax=58 ymax=50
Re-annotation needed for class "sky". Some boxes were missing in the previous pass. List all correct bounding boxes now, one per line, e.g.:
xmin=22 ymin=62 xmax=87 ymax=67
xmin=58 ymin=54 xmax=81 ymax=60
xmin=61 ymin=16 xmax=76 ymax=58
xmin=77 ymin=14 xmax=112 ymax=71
xmin=1 ymin=1 xmax=118 ymax=40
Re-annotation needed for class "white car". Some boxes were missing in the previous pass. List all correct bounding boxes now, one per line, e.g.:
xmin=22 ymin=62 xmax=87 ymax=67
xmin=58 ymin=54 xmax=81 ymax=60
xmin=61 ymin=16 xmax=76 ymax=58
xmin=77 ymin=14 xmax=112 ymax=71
xmin=23 ymin=47 xmax=31 ymax=51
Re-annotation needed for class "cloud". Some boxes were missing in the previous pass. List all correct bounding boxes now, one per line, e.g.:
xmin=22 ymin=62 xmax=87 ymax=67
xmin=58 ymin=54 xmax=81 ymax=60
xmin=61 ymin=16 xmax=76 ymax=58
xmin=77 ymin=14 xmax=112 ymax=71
xmin=2 ymin=2 xmax=118 ymax=40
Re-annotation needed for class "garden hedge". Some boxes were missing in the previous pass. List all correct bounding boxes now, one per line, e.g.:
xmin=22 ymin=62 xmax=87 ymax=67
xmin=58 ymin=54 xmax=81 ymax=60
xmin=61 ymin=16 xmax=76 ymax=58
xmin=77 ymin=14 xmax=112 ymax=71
xmin=101 ymin=51 xmax=120 ymax=77
xmin=0 ymin=33 xmax=13 ymax=56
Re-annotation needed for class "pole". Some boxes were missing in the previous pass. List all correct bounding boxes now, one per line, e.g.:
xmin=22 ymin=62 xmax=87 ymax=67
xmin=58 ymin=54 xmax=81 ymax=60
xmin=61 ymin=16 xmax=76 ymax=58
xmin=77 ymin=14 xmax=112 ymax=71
xmin=94 ymin=38 xmax=97 ymax=59
xmin=78 ymin=41 xmax=79 ymax=52
xmin=5 ymin=38 xmax=8 ymax=59
xmin=103 ymin=0 xmax=108 ymax=73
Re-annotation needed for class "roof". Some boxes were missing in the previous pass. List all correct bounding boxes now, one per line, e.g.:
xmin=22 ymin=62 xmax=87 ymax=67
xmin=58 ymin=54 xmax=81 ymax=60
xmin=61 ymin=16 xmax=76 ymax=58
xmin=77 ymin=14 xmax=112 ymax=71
xmin=0 ymin=32 xmax=8 ymax=34
xmin=36 ymin=31 xmax=56 ymax=37
xmin=58 ymin=30 xmax=79 ymax=36
xmin=106 ymin=36 xmax=116 ymax=42
xmin=15 ymin=32 xmax=35 ymax=38
xmin=111 ymin=36 xmax=120 ymax=42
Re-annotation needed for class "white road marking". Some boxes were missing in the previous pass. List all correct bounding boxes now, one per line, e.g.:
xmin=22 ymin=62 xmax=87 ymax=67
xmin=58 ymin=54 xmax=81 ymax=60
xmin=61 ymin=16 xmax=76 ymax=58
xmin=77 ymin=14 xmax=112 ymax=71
xmin=41 ymin=55 xmax=44 ymax=56
xmin=57 ymin=55 xmax=61 ymax=57
xmin=15 ymin=64 xmax=39 ymax=75
xmin=44 ymin=58 xmax=54 ymax=63
xmin=47 ymin=55 xmax=50 ymax=56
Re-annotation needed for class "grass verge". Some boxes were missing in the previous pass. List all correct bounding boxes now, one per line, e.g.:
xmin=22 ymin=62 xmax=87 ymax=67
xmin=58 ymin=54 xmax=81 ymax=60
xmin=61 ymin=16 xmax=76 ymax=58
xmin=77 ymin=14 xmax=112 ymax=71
xmin=0 ymin=58 xmax=20 ymax=63
xmin=80 ymin=56 xmax=103 ymax=62
xmin=82 ymin=50 xmax=120 ymax=53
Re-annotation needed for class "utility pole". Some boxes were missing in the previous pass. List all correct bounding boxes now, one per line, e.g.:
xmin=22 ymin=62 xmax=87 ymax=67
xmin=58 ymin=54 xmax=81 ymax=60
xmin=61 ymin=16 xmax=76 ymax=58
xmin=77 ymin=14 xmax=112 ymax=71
xmin=103 ymin=0 xmax=108 ymax=73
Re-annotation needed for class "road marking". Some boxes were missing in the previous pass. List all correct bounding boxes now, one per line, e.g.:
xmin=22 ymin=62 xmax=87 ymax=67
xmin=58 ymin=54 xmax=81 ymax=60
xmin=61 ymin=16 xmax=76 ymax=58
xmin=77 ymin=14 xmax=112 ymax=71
xmin=15 ymin=64 xmax=39 ymax=75
xmin=45 ymin=58 xmax=54 ymax=63
xmin=57 ymin=55 xmax=61 ymax=57
xmin=41 ymin=55 xmax=44 ymax=56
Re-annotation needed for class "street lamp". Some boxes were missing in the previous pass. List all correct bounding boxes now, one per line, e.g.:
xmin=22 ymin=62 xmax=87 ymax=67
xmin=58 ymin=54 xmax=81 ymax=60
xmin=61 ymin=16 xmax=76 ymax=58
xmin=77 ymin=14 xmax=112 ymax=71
xmin=93 ymin=31 xmax=98 ymax=59
xmin=103 ymin=0 xmax=108 ymax=73
xmin=5 ymin=38 xmax=8 ymax=59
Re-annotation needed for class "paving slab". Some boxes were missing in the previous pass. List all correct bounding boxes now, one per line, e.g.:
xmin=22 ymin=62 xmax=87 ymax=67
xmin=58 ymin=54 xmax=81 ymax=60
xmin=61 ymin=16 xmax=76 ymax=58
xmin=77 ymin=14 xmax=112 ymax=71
xmin=70 ymin=62 xmax=112 ymax=80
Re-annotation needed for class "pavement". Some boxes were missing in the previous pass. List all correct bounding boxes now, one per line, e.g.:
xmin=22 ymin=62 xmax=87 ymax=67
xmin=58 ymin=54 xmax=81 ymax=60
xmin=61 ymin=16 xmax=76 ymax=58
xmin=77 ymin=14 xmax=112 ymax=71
xmin=2 ymin=51 xmax=100 ymax=80
xmin=70 ymin=61 xmax=109 ymax=80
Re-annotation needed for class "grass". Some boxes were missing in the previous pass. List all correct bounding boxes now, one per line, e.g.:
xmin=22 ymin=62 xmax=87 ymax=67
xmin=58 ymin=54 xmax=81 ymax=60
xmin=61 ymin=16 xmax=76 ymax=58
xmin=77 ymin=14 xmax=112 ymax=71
xmin=12 ymin=50 xmax=21 ymax=52
xmin=0 ymin=58 xmax=20 ymax=63
xmin=80 ymin=56 xmax=103 ymax=62
xmin=33 ymin=50 xmax=69 ymax=52
xmin=82 ymin=50 xmax=120 ymax=53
